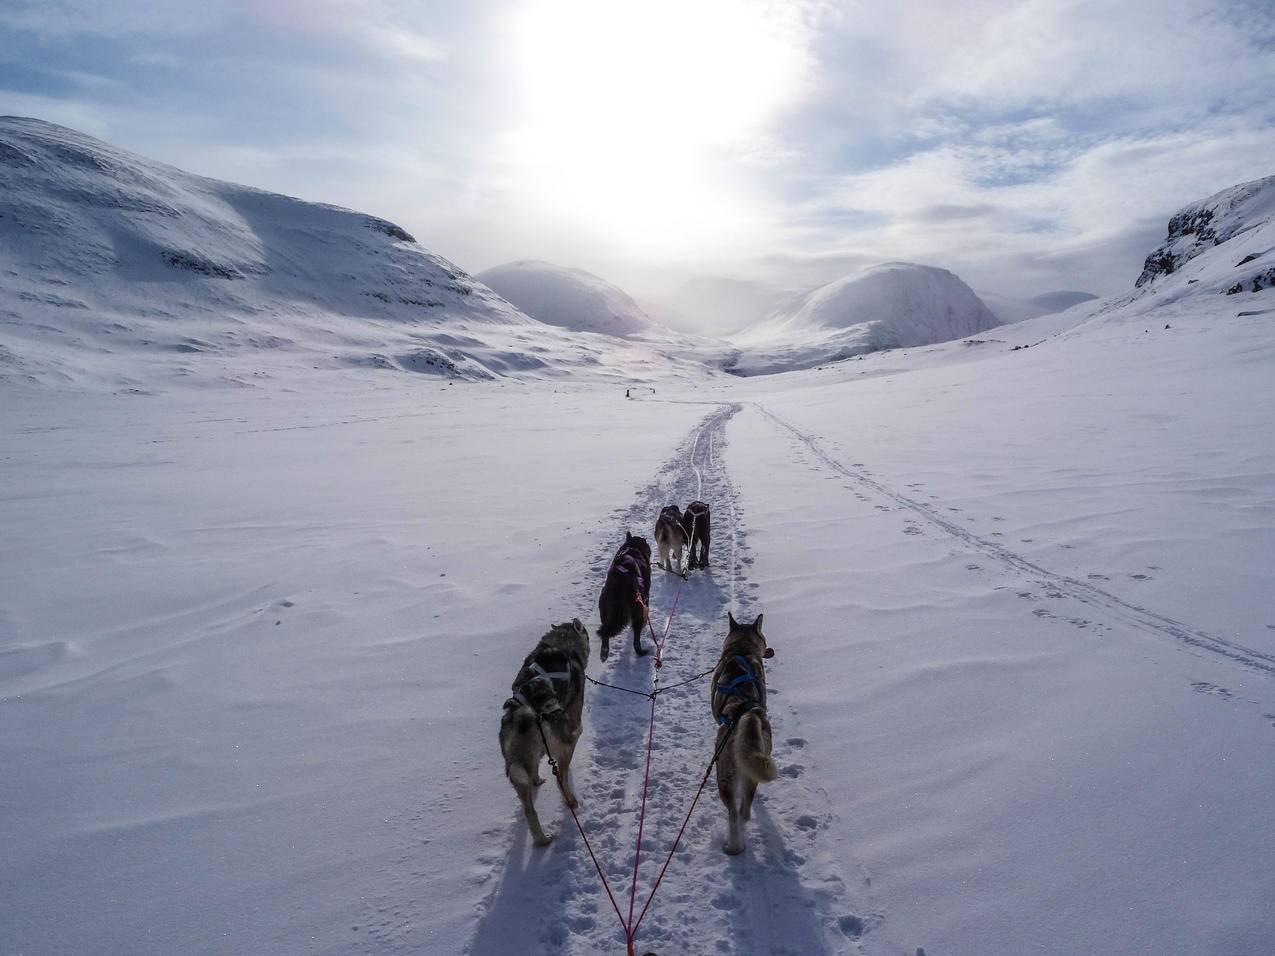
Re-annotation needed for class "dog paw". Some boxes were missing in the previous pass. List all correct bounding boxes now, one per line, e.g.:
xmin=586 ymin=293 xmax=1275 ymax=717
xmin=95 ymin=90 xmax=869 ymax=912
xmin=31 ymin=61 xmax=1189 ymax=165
xmin=564 ymin=794 xmax=579 ymax=809
xmin=533 ymin=776 xmax=545 ymax=787
xmin=723 ymin=842 xmax=744 ymax=856
xmin=533 ymin=833 xmax=553 ymax=848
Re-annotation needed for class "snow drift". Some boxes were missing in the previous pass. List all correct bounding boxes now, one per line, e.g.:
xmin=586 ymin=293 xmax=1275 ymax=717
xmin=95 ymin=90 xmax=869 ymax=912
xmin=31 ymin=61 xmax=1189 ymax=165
xmin=476 ymin=260 xmax=656 ymax=337
xmin=727 ymin=261 xmax=1001 ymax=374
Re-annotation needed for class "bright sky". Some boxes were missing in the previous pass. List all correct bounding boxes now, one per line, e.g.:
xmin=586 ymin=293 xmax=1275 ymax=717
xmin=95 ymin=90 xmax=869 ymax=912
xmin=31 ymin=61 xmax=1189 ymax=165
xmin=2 ymin=0 xmax=1274 ymax=324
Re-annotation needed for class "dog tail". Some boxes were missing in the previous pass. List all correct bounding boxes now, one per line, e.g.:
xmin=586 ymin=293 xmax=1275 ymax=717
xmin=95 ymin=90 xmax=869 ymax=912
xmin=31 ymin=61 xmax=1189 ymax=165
xmin=736 ymin=711 xmax=779 ymax=784
xmin=597 ymin=602 xmax=626 ymax=640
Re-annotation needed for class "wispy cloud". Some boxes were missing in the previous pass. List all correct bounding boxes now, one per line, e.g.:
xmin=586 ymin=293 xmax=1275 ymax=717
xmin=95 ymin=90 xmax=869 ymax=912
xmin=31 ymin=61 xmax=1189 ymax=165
xmin=0 ymin=0 xmax=1272 ymax=306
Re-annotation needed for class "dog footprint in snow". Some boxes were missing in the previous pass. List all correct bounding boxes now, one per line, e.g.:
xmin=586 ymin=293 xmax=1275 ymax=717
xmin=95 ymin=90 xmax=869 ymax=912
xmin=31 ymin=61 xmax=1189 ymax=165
xmin=781 ymin=764 xmax=804 ymax=778
xmin=1087 ymin=573 xmax=1110 ymax=581
xmin=711 ymin=892 xmax=741 ymax=911
xmin=1191 ymin=681 xmax=1233 ymax=699
xmin=966 ymin=563 xmax=981 ymax=571
xmin=1130 ymin=573 xmax=1152 ymax=580
xmin=785 ymin=737 xmax=806 ymax=749
xmin=902 ymin=524 xmax=922 ymax=535
xmin=839 ymin=915 xmax=866 ymax=939
xmin=795 ymin=814 xmax=819 ymax=831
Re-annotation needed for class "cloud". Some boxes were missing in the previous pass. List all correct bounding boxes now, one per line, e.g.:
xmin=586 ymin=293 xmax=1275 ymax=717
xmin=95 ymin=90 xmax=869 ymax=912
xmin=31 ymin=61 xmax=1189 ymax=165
xmin=0 ymin=0 xmax=1272 ymax=312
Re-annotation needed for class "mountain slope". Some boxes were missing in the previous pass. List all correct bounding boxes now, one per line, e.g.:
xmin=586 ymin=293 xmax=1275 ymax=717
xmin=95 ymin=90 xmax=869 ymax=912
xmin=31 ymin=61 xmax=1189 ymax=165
xmin=0 ymin=118 xmax=698 ymax=389
xmin=1136 ymin=174 xmax=1275 ymax=290
xmin=727 ymin=261 xmax=1001 ymax=374
xmin=476 ymin=260 xmax=656 ymax=337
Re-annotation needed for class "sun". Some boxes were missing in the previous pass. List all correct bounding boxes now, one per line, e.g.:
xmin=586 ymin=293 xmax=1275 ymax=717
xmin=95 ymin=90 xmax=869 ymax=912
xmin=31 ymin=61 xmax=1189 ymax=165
xmin=504 ymin=0 xmax=808 ymax=254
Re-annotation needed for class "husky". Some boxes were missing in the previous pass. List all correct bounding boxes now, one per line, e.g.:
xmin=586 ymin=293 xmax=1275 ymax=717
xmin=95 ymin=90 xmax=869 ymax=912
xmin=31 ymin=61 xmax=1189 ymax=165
xmin=654 ymin=504 xmax=688 ymax=574
xmin=681 ymin=500 xmax=711 ymax=570
xmin=710 ymin=612 xmax=777 ymax=855
xmin=499 ymin=619 xmax=590 ymax=847
xmin=597 ymin=532 xmax=652 ymax=661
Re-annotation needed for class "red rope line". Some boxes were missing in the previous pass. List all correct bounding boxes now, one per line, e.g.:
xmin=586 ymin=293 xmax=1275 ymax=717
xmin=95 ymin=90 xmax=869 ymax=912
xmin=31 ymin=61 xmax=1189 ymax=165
xmin=631 ymin=719 xmax=737 ymax=936
xmin=624 ymin=577 xmax=684 ymax=943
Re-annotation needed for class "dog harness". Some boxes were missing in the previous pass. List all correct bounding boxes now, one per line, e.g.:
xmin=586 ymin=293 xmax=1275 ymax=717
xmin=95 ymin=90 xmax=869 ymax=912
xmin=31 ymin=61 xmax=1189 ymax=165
xmin=511 ymin=659 xmax=578 ymax=716
xmin=615 ymin=550 xmax=648 ymax=584
xmin=712 ymin=654 xmax=765 ymax=726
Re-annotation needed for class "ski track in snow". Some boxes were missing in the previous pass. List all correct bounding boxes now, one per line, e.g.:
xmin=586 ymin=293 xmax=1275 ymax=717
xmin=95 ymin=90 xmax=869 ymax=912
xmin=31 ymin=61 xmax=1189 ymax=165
xmin=754 ymin=403 xmax=1275 ymax=680
xmin=463 ymin=403 xmax=872 ymax=956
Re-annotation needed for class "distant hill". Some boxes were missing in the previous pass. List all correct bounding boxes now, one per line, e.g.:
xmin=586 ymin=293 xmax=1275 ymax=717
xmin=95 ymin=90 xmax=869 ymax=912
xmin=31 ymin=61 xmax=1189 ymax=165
xmin=1028 ymin=291 xmax=1098 ymax=313
xmin=476 ymin=260 xmax=656 ymax=337
xmin=727 ymin=261 xmax=1000 ymax=374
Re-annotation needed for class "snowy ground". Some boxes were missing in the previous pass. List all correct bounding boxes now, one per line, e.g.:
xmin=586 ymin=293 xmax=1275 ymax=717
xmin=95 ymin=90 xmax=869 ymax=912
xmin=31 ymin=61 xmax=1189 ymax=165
xmin=4 ymin=283 xmax=1274 ymax=954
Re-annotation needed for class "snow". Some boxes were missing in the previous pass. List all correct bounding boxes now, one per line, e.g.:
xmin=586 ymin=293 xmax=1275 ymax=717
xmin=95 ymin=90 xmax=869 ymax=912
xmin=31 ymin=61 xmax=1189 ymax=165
xmin=728 ymin=261 xmax=1002 ymax=374
xmin=476 ymin=260 xmax=657 ymax=338
xmin=3 ymin=121 xmax=1275 ymax=955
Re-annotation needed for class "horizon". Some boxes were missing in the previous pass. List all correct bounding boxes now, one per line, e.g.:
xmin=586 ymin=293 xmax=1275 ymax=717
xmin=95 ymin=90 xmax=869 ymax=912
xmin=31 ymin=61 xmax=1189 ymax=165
xmin=2 ymin=0 xmax=1273 ymax=333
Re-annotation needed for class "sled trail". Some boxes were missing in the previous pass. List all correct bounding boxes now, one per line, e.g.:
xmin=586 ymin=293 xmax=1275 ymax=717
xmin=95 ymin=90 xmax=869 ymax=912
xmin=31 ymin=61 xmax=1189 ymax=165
xmin=467 ymin=403 xmax=867 ymax=955
xmin=755 ymin=402 xmax=1275 ymax=679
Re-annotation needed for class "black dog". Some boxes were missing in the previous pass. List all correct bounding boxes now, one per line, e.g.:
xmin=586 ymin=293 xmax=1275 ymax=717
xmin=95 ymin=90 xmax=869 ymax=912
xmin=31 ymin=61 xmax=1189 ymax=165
xmin=681 ymin=500 xmax=711 ymax=570
xmin=597 ymin=532 xmax=652 ymax=661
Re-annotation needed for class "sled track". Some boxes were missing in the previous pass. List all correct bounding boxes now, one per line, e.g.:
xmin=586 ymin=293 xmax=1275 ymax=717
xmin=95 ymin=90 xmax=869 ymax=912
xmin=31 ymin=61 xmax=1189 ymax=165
xmin=467 ymin=403 xmax=865 ymax=956
xmin=755 ymin=403 xmax=1275 ymax=679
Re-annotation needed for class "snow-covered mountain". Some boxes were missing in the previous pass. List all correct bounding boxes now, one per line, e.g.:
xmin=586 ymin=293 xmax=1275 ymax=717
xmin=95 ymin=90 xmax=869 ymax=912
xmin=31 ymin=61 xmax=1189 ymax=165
xmin=0 ymin=118 xmax=718 ymax=390
xmin=476 ymin=260 xmax=656 ymax=337
xmin=1136 ymin=174 xmax=1275 ymax=290
xmin=655 ymin=274 xmax=791 ymax=337
xmin=726 ymin=261 xmax=1001 ymax=374
xmin=1029 ymin=290 xmax=1098 ymax=312
xmin=977 ymin=289 xmax=1098 ymax=324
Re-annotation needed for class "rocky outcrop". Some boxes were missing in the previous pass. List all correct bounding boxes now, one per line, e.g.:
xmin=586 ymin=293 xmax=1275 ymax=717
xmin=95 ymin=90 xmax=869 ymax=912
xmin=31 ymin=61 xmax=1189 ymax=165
xmin=1136 ymin=175 xmax=1275 ymax=287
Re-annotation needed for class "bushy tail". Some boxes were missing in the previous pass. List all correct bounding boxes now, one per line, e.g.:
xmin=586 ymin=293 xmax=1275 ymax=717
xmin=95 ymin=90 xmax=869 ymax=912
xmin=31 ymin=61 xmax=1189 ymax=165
xmin=597 ymin=593 xmax=626 ymax=640
xmin=736 ymin=711 xmax=778 ymax=783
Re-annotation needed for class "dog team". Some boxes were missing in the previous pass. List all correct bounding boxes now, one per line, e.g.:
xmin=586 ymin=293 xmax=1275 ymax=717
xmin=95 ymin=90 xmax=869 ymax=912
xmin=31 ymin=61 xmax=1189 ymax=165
xmin=499 ymin=499 xmax=779 ymax=856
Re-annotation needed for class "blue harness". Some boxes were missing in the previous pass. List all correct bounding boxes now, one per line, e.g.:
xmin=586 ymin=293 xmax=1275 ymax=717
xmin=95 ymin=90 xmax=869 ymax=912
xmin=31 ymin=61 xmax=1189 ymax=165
xmin=714 ymin=654 xmax=764 ymax=726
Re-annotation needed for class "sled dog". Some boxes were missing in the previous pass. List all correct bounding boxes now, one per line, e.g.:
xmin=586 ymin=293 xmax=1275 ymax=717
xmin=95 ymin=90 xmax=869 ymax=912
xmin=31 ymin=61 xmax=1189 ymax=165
xmin=681 ymin=500 xmax=711 ymax=570
xmin=597 ymin=532 xmax=652 ymax=661
xmin=654 ymin=504 xmax=688 ymax=573
xmin=499 ymin=619 xmax=590 ymax=847
xmin=710 ymin=612 xmax=777 ymax=855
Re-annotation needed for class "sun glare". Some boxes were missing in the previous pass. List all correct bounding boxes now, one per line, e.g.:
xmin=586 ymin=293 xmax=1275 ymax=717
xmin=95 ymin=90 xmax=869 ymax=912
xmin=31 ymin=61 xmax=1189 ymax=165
xmin=507 ymin=0 xmax=807 ymax=253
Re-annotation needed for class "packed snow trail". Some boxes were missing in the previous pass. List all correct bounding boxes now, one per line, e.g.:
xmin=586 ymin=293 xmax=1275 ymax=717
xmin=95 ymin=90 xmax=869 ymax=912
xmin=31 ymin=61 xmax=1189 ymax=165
xmin=466 ymin=404 xmax=870 ymax=956
xmin=754 ymin=403 xmax=1275 ymax=679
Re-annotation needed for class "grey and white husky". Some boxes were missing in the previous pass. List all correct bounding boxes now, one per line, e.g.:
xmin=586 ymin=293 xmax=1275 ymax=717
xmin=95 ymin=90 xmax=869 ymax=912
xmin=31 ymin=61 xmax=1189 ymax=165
xmin=710 ymin=612 xmax=778 ymax=855
xmin=499 ymin=619 xmax=590 ymax=847
xmin=654 ymin=504 xmax=688 ymax=574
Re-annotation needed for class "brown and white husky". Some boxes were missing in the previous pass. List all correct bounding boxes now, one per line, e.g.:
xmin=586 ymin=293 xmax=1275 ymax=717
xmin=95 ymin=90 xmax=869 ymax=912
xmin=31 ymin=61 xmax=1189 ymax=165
xmin=654 ymin=504 xmax=688 ymax=574
xmin=499 ymin=619 xmax=590 ymax=846
xmin=710 ymin=612 xmax=777 ymax=855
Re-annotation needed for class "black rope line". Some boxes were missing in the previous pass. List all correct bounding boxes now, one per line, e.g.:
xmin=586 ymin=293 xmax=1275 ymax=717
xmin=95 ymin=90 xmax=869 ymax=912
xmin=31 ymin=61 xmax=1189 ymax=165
xmin=584 ymin=667 xmax=715 ymax=700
